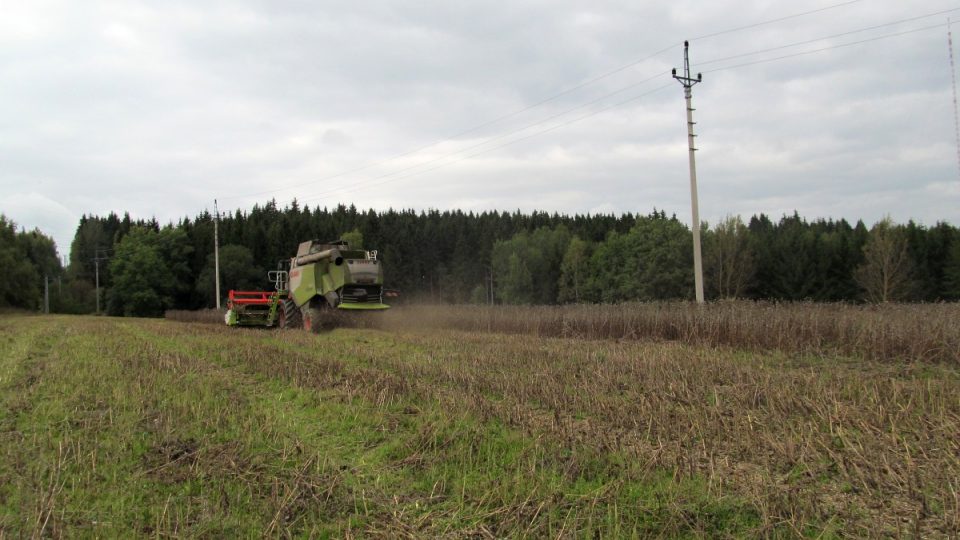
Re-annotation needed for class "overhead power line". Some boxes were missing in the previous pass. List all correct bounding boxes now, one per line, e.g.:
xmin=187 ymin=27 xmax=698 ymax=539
xmin=290 ymin=20 xmax=953 ymax=203
xmin=218 ymin=0 xmax=866 ymax=203
xmin=690 ymin=0 xmax=863 ymax=41
xmin=703 ymin=22 xmax=950 ymax=74
xmin=418 ymin=4 xmax=960 ymax=153
xmin=294 ymin=83 xmax=676 ymax=205
xmin=700 ymin=7 xmax=960 ymax=68
xmin=286 ymin=72 xmax=669 ymax=203
xmin=218 ymin=49 xmax=675 ymax=204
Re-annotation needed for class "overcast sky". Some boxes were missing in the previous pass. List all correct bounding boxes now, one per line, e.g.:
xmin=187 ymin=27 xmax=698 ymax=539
xmin=2 ymin=0 xmax=959 ymax=259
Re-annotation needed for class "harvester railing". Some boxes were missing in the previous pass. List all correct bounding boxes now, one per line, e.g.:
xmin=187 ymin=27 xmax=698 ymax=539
xmin=268 ymin=270 xmax=288 ymax=292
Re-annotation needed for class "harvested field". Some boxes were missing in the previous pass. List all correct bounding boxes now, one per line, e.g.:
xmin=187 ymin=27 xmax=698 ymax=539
xmin=4 ymin=310 xmax=959 ymax=537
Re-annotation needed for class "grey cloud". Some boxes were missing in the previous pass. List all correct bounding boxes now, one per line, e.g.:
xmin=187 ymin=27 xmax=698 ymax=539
xmin=1 ymin=0 xmax=958 ymax=259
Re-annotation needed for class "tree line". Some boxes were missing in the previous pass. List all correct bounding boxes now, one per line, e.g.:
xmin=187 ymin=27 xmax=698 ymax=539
xmin=3 ymin=202 xmax=959 ymax=316
xmin=0 ymin=216 xmax=62 ymax=311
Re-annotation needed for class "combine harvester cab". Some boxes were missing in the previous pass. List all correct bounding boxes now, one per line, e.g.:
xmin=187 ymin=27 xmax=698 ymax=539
xmin=283 ymin=240 xmax=390 ymax=331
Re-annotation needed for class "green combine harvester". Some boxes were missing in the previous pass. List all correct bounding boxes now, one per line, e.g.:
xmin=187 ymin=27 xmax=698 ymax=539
xmin=225 ymin=239 xmax=389 ymax=331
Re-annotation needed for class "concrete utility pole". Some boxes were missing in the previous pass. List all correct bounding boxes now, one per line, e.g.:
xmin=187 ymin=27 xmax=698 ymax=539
xmin=673 ymin=41 xmax=705 ymax=304
xmin=44 ymin=275 xmax=49 ymax=314
xmin=948 ymin=18 xmax=960 ymax=180
xmin=214 ymin=199 xmax=222 ymax=310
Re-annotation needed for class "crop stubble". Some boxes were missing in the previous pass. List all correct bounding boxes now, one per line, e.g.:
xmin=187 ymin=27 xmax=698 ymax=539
xmin=3 ymin=304 xmax=960 ymax=537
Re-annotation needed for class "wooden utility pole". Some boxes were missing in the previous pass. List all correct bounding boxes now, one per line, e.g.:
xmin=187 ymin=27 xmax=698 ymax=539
xmin=214 ymin=199 xmax=222 ymax=310
xmin=95 ymin=258 xmax=100 ymax=314
xmin=93 ymin=249 xmax=110 ymax=314
xmin=673 ymin=41 xmax=705 ymax=304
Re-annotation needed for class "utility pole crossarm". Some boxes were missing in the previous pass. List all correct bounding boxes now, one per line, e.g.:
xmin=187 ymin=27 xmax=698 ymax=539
xmin=671 ymin=40 xmax=703 ymax=88
xmin=673 ymin=40 xmax=706 ymax=304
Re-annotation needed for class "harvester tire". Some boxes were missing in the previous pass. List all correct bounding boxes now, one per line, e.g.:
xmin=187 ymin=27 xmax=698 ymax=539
xmin=302 ymin=301 xmax=338 ymax=333
xmin=278 ymin=299 xmax=301 ymax=329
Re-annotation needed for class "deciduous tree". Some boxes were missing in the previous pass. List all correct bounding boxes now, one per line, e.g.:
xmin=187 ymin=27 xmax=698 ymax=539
xmin=558 ymin=236 xmax=591 ymax=303
xmin=0 ymin=215 xmax=41 ymax=309
xmin=703 ymin=215 xmax=754 ymax=299
xmin=588 ymin=213 xmax=692 ymax=302
xmin=855 ymin=218 xmax=915 ymax=303
xmin=197 ymin=244 xmax=264 ymax=303
xmin=107 ymin=227 xmax=177 ymax=317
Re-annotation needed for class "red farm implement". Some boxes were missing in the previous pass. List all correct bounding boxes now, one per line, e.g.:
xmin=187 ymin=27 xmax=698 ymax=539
xmin=225 ymin=289 xmax=285 ymax=327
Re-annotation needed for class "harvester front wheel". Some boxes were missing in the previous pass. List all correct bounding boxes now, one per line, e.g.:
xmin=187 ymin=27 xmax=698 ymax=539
xmin=302 ymin=300 xmax=337 ymax=333
xmin=278 ymin=299 xmax=301 ymax=329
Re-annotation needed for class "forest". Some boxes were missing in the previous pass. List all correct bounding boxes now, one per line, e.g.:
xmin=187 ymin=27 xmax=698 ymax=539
xmin=3 ymin=201 xmax=959 ymax=316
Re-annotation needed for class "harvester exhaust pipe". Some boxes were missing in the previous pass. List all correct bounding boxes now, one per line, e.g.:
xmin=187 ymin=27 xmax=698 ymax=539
xmin=294 ymin=249 xmax=344 ymax=267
